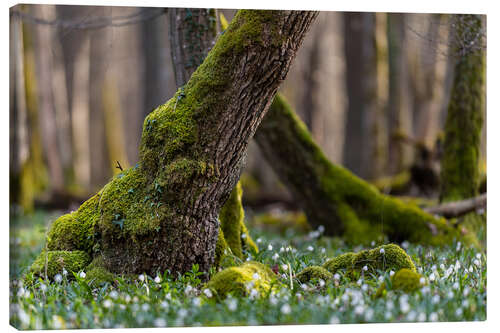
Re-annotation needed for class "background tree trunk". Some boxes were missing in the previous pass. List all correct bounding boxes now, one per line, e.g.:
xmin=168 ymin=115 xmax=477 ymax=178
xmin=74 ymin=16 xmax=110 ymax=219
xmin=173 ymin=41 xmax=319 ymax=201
xmin=440 ymin=14 xmax=485 ymax=202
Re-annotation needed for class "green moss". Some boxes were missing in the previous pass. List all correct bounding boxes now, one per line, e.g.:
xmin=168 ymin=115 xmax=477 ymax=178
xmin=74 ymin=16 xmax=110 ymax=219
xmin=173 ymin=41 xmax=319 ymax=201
xmin=29 ymin=250 xmax=91 ymax=280
xmin=323 ymin=252 xmax=356 ymax=274
xmin=376 ymin=268 xmax=424 ymax=297
xmin=440 ymin=15 xmax=485 ymax=202
xmin=253 ymin=211 xmax=311 ymax=234
xmin=217 ymin=181 xmax=258 ymax=265
xmin=85 ymin=256 xmax=117 ymax=285
xmin=206 ymin=261 xmax=278 ymax=298
xmin=296 ymin=266 xmax=333 ymax=283
xmin=323 ymin=244 xmax=416 ymax=277
xmin=372 ymin=171 xmax=411 ymax=193
xmin=46 ymin=193 xmax=100 ymax=253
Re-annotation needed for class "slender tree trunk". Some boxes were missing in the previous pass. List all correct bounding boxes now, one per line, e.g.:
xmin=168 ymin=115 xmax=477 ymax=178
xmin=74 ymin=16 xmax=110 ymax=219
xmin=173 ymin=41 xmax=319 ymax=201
xmin=387 ymin=13 xmax=413 ymax=175
xmin=32 ymin=5 xmax=65 ymax=191
xmin=440 ymin=15 xmax=485 ymax=202
xmin=255 ymin=94 xmax=460 ymax=245
xmin=342 ymin=13 xmax=388 ymax=180
xmin=33 ymin=10 xmax=318 ymax=279
xmin=71 ymin=36 xmax=91 ymax=190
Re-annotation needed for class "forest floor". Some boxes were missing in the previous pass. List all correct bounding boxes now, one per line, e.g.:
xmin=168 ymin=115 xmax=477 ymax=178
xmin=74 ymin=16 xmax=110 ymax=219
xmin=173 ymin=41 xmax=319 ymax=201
xmin=9 ymin=208 xmax=486 ymax=329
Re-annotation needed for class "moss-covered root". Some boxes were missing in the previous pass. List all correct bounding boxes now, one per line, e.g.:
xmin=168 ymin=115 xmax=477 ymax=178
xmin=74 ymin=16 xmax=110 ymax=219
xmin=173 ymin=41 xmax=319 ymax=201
xmin=29 ymin=250 xmax=91 ymax=280
xmin=219 ymin=181 xmax=258 ymax=259
xmin=323 ymin=244 xmax=416 ymax=276
xmin=296 ymin=266 xmax=333 ymax=283
xmin=206 ymin=261 xmax=278 ymax=298
xmin=85 ymin=256 xmax=117 ymax=286
xmin=375 ymin=268 xmax=424 ymax=298
xmin=255 ymin=94 xmax=462 ymax=246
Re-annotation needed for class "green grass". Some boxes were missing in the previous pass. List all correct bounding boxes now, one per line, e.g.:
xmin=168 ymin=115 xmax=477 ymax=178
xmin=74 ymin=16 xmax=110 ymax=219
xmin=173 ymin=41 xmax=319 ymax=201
xmin=9 ymin=209 xmax=486 ymax=329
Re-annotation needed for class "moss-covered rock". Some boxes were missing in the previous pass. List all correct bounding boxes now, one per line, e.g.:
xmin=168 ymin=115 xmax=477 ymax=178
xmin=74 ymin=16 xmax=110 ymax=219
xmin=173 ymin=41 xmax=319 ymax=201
xmin=323 ymin=244 xmax=416 ymax=277
xmin=29 ymin=250 xmax=91 ymax=280
xmin=206 ymin=261 xmax=278 ymax=298
xmin=375 ymin=268 xmax=424 ymax=297
xmin=296 ymin=266 xmax=333 ymax=283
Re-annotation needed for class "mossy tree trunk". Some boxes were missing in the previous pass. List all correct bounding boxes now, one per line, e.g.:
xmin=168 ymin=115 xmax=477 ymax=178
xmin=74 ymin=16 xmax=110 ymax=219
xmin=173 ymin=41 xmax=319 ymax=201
xmin=440 ymin=14 xmax=485 ymax=202
xmin=167 ymin=9 xmax=257 ymax=261
xmin=255 ymin=94 xmax=460 ymax=245
xmin=35 ymin=10 xmax=318 ymax=279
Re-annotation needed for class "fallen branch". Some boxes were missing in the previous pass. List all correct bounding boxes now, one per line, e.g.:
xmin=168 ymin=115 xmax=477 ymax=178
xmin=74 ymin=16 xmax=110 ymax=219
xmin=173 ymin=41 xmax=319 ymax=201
xmin=424 ymin=193 xmax=487 ymax=218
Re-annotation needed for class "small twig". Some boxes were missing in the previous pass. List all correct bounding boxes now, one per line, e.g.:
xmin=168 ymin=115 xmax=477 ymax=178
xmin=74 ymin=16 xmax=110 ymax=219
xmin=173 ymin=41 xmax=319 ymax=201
xmin=424 ymin=193 xmax=486 ymax=218
xmin=115 ymin=160 xmax=123 ymax=171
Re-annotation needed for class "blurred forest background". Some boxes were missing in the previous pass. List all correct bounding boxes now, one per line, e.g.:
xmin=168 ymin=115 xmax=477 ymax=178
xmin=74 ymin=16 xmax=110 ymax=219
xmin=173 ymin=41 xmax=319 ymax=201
xmin=9 ymin=4 xmax=486 ymax=217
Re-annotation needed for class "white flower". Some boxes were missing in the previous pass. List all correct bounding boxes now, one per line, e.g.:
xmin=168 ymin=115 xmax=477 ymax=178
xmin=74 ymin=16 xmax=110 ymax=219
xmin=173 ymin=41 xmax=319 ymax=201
xmin=357 ymin=279 xmax=363 ymax=286
xmin=103 ymin=299 xmax=112 ymax=308
xmin=307 ymin=245 xmax=314 ymax=252
xmin=432 ymin=294 xmax=440 ymax=304
xmin=362 ymin=265 xmax=368 ymax=271
xmin=256 ymin=238 xmax=262 ymax=244
xmin=252 ymin=273 xmax=260 ymax=281
xmin=455 ymin=308 xmax=463 ymax=317
xmin=321 ymin=248 xmax=326 ymax=254
xmin=109 ymin=290 xmax=118 ymax=299
xmin=402 ymin=241 xmax=409 ymax=249
xmin=386 ymin=300 xmax=394 ymax=310
xmin=79 ymin=271 xmax=86 ymax=279
xmin=281 ymin=264 xmax=289 ymax=271
xmin=192 ymin=297 xmax=201 ymax=307
xmin=429 ymin=272 xmax=436 ymax=282
xmin=440 ymin=263 xmax=445 ymax=271
xmin=141 ymin=303 xmax=150 ymax=311
xmin=453 ymin=282 xmax=459 ymax=290
xmin=54 ymin=274 xmax=62 ymax=283
xmin=418 ymin=312 xmax=426 ymax=322
xmin=154 ymin=318 xmax=167 ymax=327
xmin=203 ymin=288 xmax=213 ymax=298
xmin=226 ymin=297 xmax=238 ymax=311
xmin=463 ymin=287 xmax=470 ymax=297
xmin=184 ymin=285 xmax=193 ymax=295
xmin=389 ymin=270 xmax=395 ymax=277
xmin=447 ymin=291 xmax=454 ymax=298
xmin=178 ymin=309 xmax=188 ymax=317
xmin=419 ymin=277 xmax=426 ymax=285
xmin=270 ymin=295 xmax=278 ymax=305
xmin=330 ymin=316 xmax=340 ymax=324
xmin=469 ymin=265 xmax=474 ymax=273
xmin=280 ymin=247 xmax=285 ymax=253
xmin=429 ymin=312 xmax=438 ymax=322
xmin=455 ymin=260 xmax=461 ymax=270
xmin=62 ymin=268 xmax=68 ymax=276
xmin=473 ymin=259 xmax=480 ymax=266
xmin=318 ymin=225 xmax=325 ymax=233
xmin=380 ymin=248 xmax=385 ymax=254
xmin=319 ymin=279 xmax=325 ymax=287
xmin=138 ymin=274 xmax=145 ymax=282
xmin=354 ymin=305 xmax=364 ymax=315
xmin=281 ymin=304 xmax=291 ymax=314
xmin=272 ymin=253 xmax=279 ymax=261
xmin=154 ymin=276 xmax=161 ymax=284
xmin=365 ymin=308 xmax=374 ymax=321
xmin=241 ymin=233 xmax=246 ymax=239
xmin=250 ymin=288 xmax=259 ymax=299
xmin=463 ymin=299 xmax=469 ymax=308
xmin=40 ymin=283 xmax=47 ymax=292
xmin=407 ymin=310 xmax=417 ymax=321
xmin=160 ymin=301 xmax=168 ymax=309
xmin=476 ymin=253 xmax=481 ymax=259
xmin=267 ymin=244 xmax=273 ymax=251
xmin=378 ymin=275 xmax=385 ymax=283
xmin=361 ymin=284 xmax=368 ymax=292
xmin=400 ymin=301 xmax=410 ymax=313
xmin=301 ymin=284 xmax=308 ymax=291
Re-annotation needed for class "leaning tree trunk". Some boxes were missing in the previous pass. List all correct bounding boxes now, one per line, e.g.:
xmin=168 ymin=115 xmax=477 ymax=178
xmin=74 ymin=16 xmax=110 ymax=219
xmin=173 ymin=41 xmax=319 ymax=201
xmin=31 ymin=10 xmax=318 ymax=280
xmin=255 ymin=94 xmax=464 ymax=245
xmin=440 ymin=14 xmax=485 ymax=202
xmin=167 ymin=8 xmax=258 ymax=261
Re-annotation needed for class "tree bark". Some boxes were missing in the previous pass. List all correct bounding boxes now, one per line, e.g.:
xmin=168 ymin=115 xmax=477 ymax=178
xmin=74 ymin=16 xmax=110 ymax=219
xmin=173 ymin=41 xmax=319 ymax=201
xmin=440 ymin=14 xmax=485 ymax=202
xmin=34 ymin=10 xmax=318 ymax=279
xmin=255 ymin=94 xmax=460 ymax=245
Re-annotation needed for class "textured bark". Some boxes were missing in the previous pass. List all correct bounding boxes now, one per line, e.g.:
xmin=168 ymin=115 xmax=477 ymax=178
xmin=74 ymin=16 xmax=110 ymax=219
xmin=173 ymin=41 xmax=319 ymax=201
xmin=169 ymin=8 xmax=217 ymax=86
xmin=255 ymin=94 xmax=459 ymax=245
xmin=440 ymin=15 xmax=485 ymax=202
xmin=342 ymin=13 xmax=388 ymax=179
xmin=36 ymin=10 xmax=318 ymax=278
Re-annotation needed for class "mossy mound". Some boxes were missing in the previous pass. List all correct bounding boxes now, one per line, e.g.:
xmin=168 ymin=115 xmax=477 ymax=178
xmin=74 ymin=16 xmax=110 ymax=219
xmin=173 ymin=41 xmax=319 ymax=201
xmin=29 ymin=250 xmax=91 ymax=280
xmin=206 ymin=261 xmax=278 ymax=298
xmin=296 ymin=266 xmax=332 ymax=283
xmin=46 ymin=192 xmax=101 ymax=253
xmin=323 ymin=244 xmax=416 ymax=277
xmin=375 ymin=268 xmax=424 ymax=297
